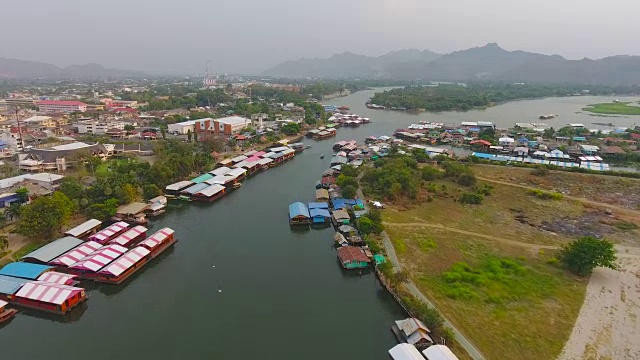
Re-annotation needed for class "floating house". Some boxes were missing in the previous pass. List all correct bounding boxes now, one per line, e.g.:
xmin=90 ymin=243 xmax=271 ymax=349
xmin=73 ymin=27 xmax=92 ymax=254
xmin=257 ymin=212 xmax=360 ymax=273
xmin=113 ymin=202 xmax=149 ymax=224
xmin=316 ymin=188 xmax=330 ymax=202
xmin=12 ymin=281 xmax=86 ymax=315
xmin=225 ymin=167 xmax=247 ymax=181
xmin=191 ymin=173 xmax=214 ymax=184
xmin=209 ymin=166 xmax=232 ymax=176
xmin=332 ymin=209 xmax=351 ymax=226
xmin=0 ymin=275 xmax=27 ymax=301
xmin=88 ymin=221 xmax=130 ymax=244
xmin=205 ymin=175 xmax=236 ymax=189
xmin=193 ymin=184 xmax=226 ymax=202
xmin=422 ymin=344 xmax=459 ymax=360
xmin=181 ymin=182 xmax=210 ymax=197
xmin=288 ymin=202 xmax=310 ymax=225
xmin=36 ymin=271 xmax=78 ymax=286
xmin=164 ymin=180 xmax=194 ymax=197
xmin=334 ymin=232 xmax=348 ymax=247
xmin=139 ymin=227 xmax=176 ymax=258
xmin=49 ymin=241 xmax=103 ymax=267
xmin=388 ymin=343 xmax=425 ymax=360
xmin=96 ymin=246 xmax=152 ymax=284
xmin=216 ymin=159 xmax=233 ymax=168
xmin=110 ymin=225 xmax=148 ymax=248
xmin=64 ymin=219 xmax=102 ymax=239
xmin=309 ymin=208 xmax=331 ymax=224
xmin=392 ymin=317 xmax=434 ymax=350
xmin=337 ymin=246 xmax=370 ymax=269
xmin=21 ymin=236 xmax=84 ymax=264
xmin=146 ymin=196 xmax=167 ymax=216
xmin=0 ymin=263 xmax=53 ymax=281
xmin=68 ymin=244 xmax=128 ymax=278
xmin=0 ymin=298 xmax=17 ymax=323
xmin=256 ymin=157 xmax=273 ymax=170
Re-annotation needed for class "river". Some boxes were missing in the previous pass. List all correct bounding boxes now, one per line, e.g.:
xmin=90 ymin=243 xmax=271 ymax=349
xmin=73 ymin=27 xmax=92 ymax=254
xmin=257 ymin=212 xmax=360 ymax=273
xmin=2 ymin=90 xmax=638 ymax=359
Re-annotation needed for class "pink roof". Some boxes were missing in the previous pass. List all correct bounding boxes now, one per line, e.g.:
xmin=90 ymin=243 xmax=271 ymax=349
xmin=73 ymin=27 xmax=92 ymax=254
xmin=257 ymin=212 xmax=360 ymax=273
xmin=37 ymin=100 xmax=86 ymax=106
xmin=245 ymin=156 xmax=262 ymax=163
xmin=49 ymin=241 xmax=103 ymax=266
xmin=88 ymin=221 xmax=130 ymax=243
xmin=99 ymin=246 xmax=150 ymax=277
xmin=140 ymin=228 xmax=175 ymax=251
xmin=110 ymin=226 xmax=148 ymax=247
xmin=37 ymin=271 xmax=78 ymax=285
xmin=69 ymin=244 xmax=128 ymax=272
xmin=15 ymin=281 xmax=84 ymax=305
xmin=253 ymin=151 xmax=266 ymax=157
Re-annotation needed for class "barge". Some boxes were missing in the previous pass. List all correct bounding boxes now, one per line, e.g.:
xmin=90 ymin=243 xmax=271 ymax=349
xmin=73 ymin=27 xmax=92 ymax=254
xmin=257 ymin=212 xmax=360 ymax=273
xmin=67 ymin=244 xmax=128 ymax=279
xmin=192 ymin=184 xmax=226 ymax=202
xmin=109 ymin=226 xmax=148 ymax=248
xmin=289 ymin=202 xmax=311 ymax=226
xmin=49 ymin=241 xmax=103 ymax=267
xmin=11 ymin=281 xmax=86 ymax=315
xmin=88 ymin=221 xmax=130 ymax=244
xmin=164 ymin=180 xmax=194 ymax=198
xmin=139 ymin=228 xmax=177 ymax=259
xmin=95 ymin=246 xmax=152 ymax=285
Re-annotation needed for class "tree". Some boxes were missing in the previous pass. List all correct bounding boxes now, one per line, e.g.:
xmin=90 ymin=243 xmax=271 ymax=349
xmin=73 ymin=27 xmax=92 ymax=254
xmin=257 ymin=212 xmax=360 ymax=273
xmin=119 ymin=183 xmax=139 ymax=204
xmin=421 ymin=166 xmax=441 ymax=181
xmin=0 ymin=234 xmax=7 ymax=252
xmin=59 ymin=177 xmax=85 ymax=200
xmin=358 ymin=216 xmax=375 ymax=235
xmin=16 ymin=192 xmax=75 ymax=239
xmin=558 ymin=236 xmax=617 ymax=276
xmin=342 ymin=185 xmax=357 ymax=199
xmin=15 ymin=187 xmax=29 ymax=203
xmin=142 ymin=184 xmax=162 ymax=200
xmin=187 ymin=129 xmax=192 ymax=142
xmin=456 ymin=172 xmax=477 ymax=187
xmin=160 ymin=127 xmax=166 ymax=139
xmin=4 ymin=202 xmax=22 ymax=221
xmin=124 ymin=124 xmax=135 ymax=131
xmin=85 ymin=198 xmax=119 ymax=220
xmin=193 ymin=130 xmax=198 ymax=143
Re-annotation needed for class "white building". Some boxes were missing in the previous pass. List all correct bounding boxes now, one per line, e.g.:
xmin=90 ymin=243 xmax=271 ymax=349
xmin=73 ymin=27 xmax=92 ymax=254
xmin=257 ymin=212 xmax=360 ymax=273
xmin=36 ymin=100 xmax=87 ymax=113
xmin=76 ymin=121 xmax=125 ymax=134
xmin=167 ymin=120 xmax=197 ymax=135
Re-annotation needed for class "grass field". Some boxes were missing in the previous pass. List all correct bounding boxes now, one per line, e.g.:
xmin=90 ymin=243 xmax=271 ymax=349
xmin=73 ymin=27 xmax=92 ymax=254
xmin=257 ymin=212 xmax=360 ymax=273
xmin=378 ymin=167 xmax=640 ymax=360
xmin=582 ymin=101 xmax=640 ymax=115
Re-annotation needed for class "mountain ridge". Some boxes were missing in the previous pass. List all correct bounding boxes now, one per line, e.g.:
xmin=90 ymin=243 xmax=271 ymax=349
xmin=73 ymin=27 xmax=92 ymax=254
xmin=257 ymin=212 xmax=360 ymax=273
xmin=0 ymin=57 xmax=146 ymax=79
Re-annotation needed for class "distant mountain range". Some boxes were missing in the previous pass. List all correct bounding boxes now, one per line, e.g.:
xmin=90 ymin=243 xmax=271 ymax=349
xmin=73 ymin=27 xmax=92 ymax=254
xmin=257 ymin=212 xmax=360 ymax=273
xmin=263 ymin=43 xmax=640 ymax=85
xmin=0 ymin=57 xmax=145 ymax=79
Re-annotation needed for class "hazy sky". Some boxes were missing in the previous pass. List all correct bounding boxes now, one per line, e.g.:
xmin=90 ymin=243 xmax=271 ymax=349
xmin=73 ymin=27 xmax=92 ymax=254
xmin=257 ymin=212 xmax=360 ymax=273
xmin=1 ymin=0 xmax=638 ymax=75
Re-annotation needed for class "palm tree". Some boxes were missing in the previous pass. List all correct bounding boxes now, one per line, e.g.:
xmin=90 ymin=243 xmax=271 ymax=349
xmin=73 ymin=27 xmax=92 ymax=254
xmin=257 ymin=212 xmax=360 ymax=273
xmin=4 ymin=202 xmax=21 ymax=222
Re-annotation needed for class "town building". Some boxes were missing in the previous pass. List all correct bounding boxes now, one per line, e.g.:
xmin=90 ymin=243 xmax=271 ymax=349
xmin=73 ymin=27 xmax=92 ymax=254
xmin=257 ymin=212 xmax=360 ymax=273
xmin=167 ymin=120 xmax=197 ymax=135
xmin=195 ymin=116 xmax=251 ymax=136
xmin=37 ymin=100 xmax=87 ymax=113
xmin=76 ymin=120 xmax=125 ymax=134
xmin=23 ymin=116 xmax=57 ymax=128
xmin=19 ymin=142 xmax=109 ymax=172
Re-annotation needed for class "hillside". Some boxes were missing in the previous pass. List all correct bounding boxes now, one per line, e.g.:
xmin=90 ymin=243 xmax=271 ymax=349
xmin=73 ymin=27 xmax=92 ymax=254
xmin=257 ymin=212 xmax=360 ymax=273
xmin=266 ymin=43 xmax=640 ymax=85
xmin=0 ymin=57 xmax=145 ymax=79
xmin=262 ymin=49 xmax=441 ymax=78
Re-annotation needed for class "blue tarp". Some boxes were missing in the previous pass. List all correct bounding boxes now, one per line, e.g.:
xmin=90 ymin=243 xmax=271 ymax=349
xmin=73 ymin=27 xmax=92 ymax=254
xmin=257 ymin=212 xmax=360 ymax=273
xmin=0 ymin=262 xmax=53 ymax=280
xmin=308 ymin=202 xmax=329 ymax=209
xmin=289 ymin=202 xmax=310 ymax=219
xmin=310 ymin=208 xmax=330 ymax=218
xmin=0 ymin=275 xmax=28 ymax=295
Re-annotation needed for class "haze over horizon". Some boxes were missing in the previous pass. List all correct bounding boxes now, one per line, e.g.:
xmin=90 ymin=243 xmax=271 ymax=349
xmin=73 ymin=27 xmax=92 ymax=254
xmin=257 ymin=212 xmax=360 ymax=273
xmin=1 ymin=0 xmax=638 ymax=75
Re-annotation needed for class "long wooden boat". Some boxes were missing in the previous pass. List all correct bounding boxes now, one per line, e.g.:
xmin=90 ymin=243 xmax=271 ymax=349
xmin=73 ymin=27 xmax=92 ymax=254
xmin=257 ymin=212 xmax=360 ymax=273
xmin=11 ymin=282 xmax=86 ymax=315
xmin=0 ymin=300 xmax=17 ymax=324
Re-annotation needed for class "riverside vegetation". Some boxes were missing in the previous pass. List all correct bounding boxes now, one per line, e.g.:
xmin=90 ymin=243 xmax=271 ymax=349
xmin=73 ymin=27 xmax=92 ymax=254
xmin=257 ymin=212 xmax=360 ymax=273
xmin=582 ymin=101 xmax=640 ymax=115
xmin=359 ymin=152 xmax=632 ymax=360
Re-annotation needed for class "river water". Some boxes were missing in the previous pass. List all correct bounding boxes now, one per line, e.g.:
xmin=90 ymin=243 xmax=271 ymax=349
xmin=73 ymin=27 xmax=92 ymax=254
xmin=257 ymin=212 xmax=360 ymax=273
xmin=2 ymin=89 xmax=639 ymax=359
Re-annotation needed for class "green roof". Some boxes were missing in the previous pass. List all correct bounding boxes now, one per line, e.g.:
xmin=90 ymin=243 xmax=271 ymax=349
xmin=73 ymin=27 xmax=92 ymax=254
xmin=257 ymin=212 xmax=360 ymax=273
xmin=191 ymin=173 xmax=214 ymax=184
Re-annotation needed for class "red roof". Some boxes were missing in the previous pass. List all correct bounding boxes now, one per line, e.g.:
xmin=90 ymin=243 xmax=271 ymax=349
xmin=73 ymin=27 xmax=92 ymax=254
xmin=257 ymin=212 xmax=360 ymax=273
xmin=234 ymin=135 xmax=247 ymax=140
xmin=470 ymin=139 xmax=491 ymax=146
xmin=337 ymin=246 xmax=370 ymax=263
xmin=37 ymin=100 xmax=86 ymax=106
xmin=630 ymin=133 xmax=640 ymax=140
xmin=141 ymin=132 xmax=156 ymax=137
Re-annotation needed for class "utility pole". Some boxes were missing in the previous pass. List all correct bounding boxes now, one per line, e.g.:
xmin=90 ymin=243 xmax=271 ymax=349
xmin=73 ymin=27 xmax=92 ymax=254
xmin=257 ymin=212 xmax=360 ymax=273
xmin=11 ymin=105 xmax=25 ymax=151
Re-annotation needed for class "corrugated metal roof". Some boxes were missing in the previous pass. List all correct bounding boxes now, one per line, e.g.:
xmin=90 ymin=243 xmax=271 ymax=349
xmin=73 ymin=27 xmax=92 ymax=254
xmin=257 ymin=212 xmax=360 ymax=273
xmin=50 ymin=241 xmax=103 ymax=266
xmin=205 ymin=175 xmax=233 ymax=185
xmin=64 ymin=219 xmax=102 ymax=237
xmin=0 ymin=262 xmax=53 ymax=280
xmin=0 ymin=275 xmax=28 ymax=295
xmin=182 ymin=182 xmax=210 ymax=195
xmin=209 ymin=166 xmax=232 ymax=176
xmin=225 ymin=168 xmax=246 ymax=177
xmin=310 ymin=208 xmax=330 ymax=218
xmin=140 ymin=228 xmax=175 ymax=251
xmin=288 ymin=202 xmax=310 ymax=218
xmin=99 ymin=246 xmax=150 ymax=277
xmin=165 ymin=180 xmax=194 ymax=191
xmin=116 ymin=202 xmax=149 ymax=215
xmin=37 ymin=271 xmax=78 ymax=285
xmin=110 ymin=226 xmax=148 ymax=247
xmin=388 ymin=344 xmax=424 ymax=360
xmin=422 ymin=345 xmax=459 ymax=360
xmin=21 ymin=237 xmax=84 ymax=263
xmin=308 ymin=202 xmax=329 ymax=209
xmin=191 ymin=173 xmax=214 ymax=184
xmin=256 ymin=158 xmax=273 ymax=165
xmin=196 ymin=184 xmax=225 ymax=197
xmin=15 ymin=281 xmax=84 ymax=306
xmin=69 ymin=244 xmax=128 ymax=272
xmin=88 ymin=221 xmax=130 ymax=244
xmin=231 ymin=155 xmax=247 ymax=163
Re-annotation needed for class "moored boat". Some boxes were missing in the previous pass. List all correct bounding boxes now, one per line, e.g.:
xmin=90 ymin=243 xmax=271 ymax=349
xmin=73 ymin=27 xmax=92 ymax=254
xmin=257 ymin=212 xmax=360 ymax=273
xmin=139 ymin=228 xmax=177 ymax=259
xmin=11 ymin=281 xmax=86 ymax=315
xmin=0 ymin=300 xmax=18 ymax=324
xmin=94 ymin=246 xmax=152 ymax=285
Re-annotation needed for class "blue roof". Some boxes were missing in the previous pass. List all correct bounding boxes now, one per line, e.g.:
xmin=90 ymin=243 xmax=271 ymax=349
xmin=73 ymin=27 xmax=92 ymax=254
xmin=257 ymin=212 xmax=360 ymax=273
xmin=0 ymin=262 xmax=53 ymax=280
xmin=182 ymin=182 xmax=209 ymax=195
xmin=310 ymin=208 xmax=331 ymax=218
xmin=0 ymin=275 xmax=28 ymax=295
xmin=518 ymin=137 xmax=529 ymax=142
xmin=573 ymin=136 xmax=587 ymax=141
xmin=308 ymin=202 xmax=329 ymax=209
xmin=288 ymin=202 xmax=310 ymax=219
xmin=332 ymin=198 xmax=347 ymax=209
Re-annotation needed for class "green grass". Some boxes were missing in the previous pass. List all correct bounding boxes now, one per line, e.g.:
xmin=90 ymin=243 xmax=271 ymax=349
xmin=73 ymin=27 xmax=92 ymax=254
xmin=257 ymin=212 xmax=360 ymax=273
xmin=11 ymin=241 xmax=45 ymax=260
xmin=582 ymin=102 xmax=640 ymax=115
xmin=417 ymin=237 xmax=437 ymax=252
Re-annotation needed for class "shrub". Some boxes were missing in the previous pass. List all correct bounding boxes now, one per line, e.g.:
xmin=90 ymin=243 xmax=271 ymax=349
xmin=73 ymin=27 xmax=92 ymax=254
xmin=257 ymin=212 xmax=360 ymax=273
xmin=527 ymin=189 xmax=563 ymax=200
xmin=531 ymin=166 xmax=550 ymax=177
xmin=460 ymin=192 xmax=483 ymax=204
xmin=417 ymin=238 xmax=437 ymax=252
xmin=475 ymin=184 xmax=493 ymax=196
xmin=456 ymin=172 xmax=477 ymax=187
xmin=558 ymin=236 xmax=617 ymax=276
xmin=421 ymin=166 xmax=441 ymax=181
xmin=341 ymin=185 xmax=357 ymax=199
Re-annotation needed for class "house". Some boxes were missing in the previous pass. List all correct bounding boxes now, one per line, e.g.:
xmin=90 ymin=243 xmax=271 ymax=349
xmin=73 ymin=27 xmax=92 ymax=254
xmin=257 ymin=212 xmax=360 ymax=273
xmin=309 ymin=207 xmax=331 ymax=224
xmin=167 ymin=120 xmax=196 ymax=135
xmin=37 ymin=100 xmax=87 ymax=113
xmin=469 ymin=139 xmax=491 ymax=149
xmin=498 ymin=137 xmax=515 ymax=146
xmin=579 ymin=144 xmax=599 ymax=155
xmin=23 ymin=116 xmax=57 ymax=128
xmin=336 ymin=246 xmax=370 ymax=269
xmin=602 ymin=146 xmax=625 ymax=155
xmin=315 ymin=188 xmax=329 ymax=202
xmin=195 ymin=116 xmax=251 ymax=135
xmin=332 ymin=209 xmax=350 ymax=225
xmin=20 ymin=142 xmax=108 ymax=172
xmin=288 ymin=202 xmax=310 ymax=225
xmin=513 ymin=146 xmax=529 ymax=157
xmin=388 ymin=344 xmax=424 ymax=360
xmin=630 ymin=133 xmax=640 ymax=141
xmin=393 ymin=318 xmax=433 ymax=349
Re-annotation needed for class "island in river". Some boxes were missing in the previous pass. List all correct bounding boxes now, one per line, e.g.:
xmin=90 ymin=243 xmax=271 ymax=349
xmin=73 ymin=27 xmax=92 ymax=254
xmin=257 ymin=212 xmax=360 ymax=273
xmin=582 ymin=101 xmax=640 ymax=115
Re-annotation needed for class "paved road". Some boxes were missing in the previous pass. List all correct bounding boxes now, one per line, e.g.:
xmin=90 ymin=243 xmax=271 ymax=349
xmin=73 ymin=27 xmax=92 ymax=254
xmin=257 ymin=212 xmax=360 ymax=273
xmin=355 ymin=179 xmax=486 ymax=360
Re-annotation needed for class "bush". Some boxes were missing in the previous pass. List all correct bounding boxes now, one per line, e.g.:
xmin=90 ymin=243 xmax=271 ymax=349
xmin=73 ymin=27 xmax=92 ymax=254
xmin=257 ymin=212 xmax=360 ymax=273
xmin=527 ymin=189 xmax=563 ymax=200
xmin=558 ymin=236 xmax=617 ymax=276
xmin=475 ymin=184 xmax=493 ymax=196
xmin=456 ymin=172 xmax=477 ymax=187
xmin=531 ymin=166 xmax=550 ymax=177
xmin=460 ymin=192 xmax=483 ymax=204
xmin=421 ymin=166 xmax=441 ymax=181
xmin=341 ymin=185 xmax=357 ymax=199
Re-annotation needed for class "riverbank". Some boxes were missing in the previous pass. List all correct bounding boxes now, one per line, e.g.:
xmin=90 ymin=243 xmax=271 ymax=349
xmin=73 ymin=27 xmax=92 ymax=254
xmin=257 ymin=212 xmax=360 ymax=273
xmin=582 ymin=101 xmax=640 ymax=115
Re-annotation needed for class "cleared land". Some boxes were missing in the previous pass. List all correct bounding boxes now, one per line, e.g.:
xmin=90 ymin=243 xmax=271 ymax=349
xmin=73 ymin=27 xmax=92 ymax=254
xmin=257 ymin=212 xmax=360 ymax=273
xmin=582 ymin=101 xmax=640 ymax=115
xmin=382 ymin=167 xmax=640 ymax=360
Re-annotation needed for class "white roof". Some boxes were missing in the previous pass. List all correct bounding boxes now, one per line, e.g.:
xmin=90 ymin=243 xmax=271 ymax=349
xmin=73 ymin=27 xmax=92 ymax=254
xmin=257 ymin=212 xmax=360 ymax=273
xmin=0 ymin=173 xmax=64 ymax=189
xmin=225 ymin=168 xmax=246 ymax=177
xmin=165 ymin=180 xmax=194 ymax=191
xmin=23 ymin=115 xmax=52 ymax=123
xmin=37 ymin=271 xmax=77 ymax=285
xmin=205 ymin=175 xmax=233 ymax=185
xmin=48 ymin=142 xmax=94 ymax=151
xmin=64 ymin=219 xmax=102 ymax=237
xmin=257 ymin=158 xmax=273 ymax=165
xmin=50 ymin=241 xmax=103 ymax=266
xmin=580 ymin=144 xmax=600 ymax=151
xmin=270 ymin=146 xmax=289 ymax=152
xmin=110 ymin=226 xmax=148 ymax=247
xmin=99 ymin=246 xmax=150 ymax=276
xmin=569 ymin=123 xmax=585 ymax=127
xmin=140 ymin=228 xmax=174 ymax=250
xmin=209 ymin=166 xmax=232 ymax=176
xmin=388 ymin=344 xmax=424 ymax=360
xmin=69 ymin=244 xmax=128 ymax=272
xmin=0 ymin=299 xmax=7 ymax=308
xmin=196 ymin=184 xmax=225 ymax=197
xmin=498 ymin=137 xmax=515 ymax=143
xmin=216 ymin=116 xmax=250 ymax=126
xmin=15 ymin=281 xmax=84 ymax=305
xmin=422 ymin=345 xmax=459 ymax=360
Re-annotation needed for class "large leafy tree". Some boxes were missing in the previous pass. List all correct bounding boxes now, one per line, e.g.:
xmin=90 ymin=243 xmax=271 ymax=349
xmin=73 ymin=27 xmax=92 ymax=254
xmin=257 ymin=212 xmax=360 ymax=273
xmin=559 ymin=237 xmax=617 ymax=276
xmin=16 ymin=192 xmax=75 ymax=239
